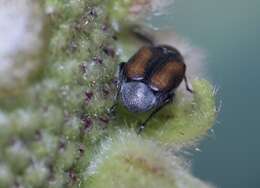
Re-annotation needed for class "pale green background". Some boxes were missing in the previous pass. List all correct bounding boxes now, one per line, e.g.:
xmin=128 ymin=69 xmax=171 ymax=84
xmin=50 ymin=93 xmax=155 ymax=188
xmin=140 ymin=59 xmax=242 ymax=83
xmin=151 ymin=0 xmax=260 ymax=187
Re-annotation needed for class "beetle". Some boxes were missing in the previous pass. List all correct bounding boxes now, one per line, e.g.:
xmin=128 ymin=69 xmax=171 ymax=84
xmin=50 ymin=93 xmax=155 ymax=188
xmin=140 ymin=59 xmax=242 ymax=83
xmin=111 ymin=45 xmax=193 ymax=133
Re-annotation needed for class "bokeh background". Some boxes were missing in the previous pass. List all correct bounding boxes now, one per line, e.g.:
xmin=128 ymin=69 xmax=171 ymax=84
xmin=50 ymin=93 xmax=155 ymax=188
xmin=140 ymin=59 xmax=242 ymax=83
xmin=151 ymin=0 xmax=260 ymax=187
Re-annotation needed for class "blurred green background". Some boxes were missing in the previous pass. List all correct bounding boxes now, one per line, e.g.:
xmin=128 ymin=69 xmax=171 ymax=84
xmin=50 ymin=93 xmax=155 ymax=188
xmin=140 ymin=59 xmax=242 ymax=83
xmin=151 ymin=0 xmax=260 ymax=187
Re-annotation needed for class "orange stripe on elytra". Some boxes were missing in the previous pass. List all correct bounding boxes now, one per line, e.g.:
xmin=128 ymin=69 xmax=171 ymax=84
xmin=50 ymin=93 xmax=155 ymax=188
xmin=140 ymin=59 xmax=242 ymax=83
xmin=150 ymin=61 xmax=185 ymax=91
xmin=126 ymin=47 xmax=152 ymax=79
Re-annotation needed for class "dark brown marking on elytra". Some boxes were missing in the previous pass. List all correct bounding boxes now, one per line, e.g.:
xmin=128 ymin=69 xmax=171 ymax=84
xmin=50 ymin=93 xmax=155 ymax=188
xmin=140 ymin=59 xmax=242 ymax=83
xmin=125 ymin=46 xmax=153 ymax=80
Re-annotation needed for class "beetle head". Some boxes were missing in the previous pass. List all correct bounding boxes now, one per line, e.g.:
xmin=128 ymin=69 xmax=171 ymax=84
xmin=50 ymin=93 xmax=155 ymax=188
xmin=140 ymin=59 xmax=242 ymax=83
xmin=120 ymin=81 xmax=157 ymax=113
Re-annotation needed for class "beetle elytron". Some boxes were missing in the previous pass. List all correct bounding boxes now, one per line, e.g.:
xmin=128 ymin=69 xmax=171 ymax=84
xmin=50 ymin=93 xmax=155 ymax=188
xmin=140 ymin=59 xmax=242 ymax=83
xmin=112 ymin=45 xmax=193 ymax=133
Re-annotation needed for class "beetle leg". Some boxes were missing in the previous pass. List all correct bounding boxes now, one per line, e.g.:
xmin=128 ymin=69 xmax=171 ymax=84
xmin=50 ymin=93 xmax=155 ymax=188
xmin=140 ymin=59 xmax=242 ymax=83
xmin=114 ymin=62 xmax=126 ymax=101
xmin=137 ymin=94 xmax=174 ymax=134
xmin=117 ymin=63 xmax=126 ymax=89
xmin=184 ymin=75 xmax=193 ymax=93
xmin=137 ymin=107 xmax=163 ymax=134
xmin=107 ymin=62 xmax=126 ymax=115
xmin=107 ymin=103 xmax=117 ymax=115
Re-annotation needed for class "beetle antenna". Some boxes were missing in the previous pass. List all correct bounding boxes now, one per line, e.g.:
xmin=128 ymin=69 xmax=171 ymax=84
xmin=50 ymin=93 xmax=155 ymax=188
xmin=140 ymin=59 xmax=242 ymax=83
xmin=184 ymin=75 xmax=193 ymax=93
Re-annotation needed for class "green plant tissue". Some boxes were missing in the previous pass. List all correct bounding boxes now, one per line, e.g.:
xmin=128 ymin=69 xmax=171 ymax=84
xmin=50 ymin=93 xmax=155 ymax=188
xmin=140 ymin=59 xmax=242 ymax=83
xmin=0 ymin=0 xmax=216 ymax=187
